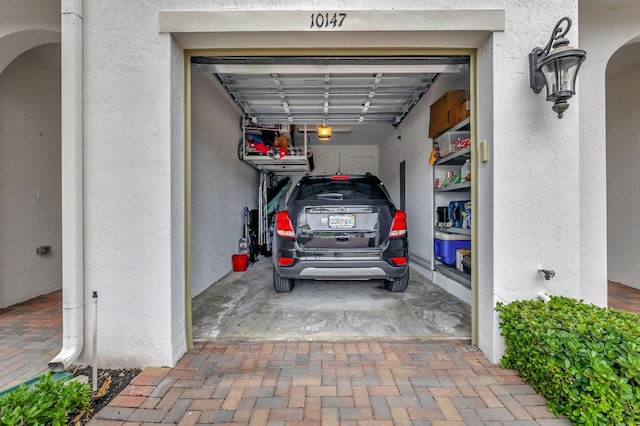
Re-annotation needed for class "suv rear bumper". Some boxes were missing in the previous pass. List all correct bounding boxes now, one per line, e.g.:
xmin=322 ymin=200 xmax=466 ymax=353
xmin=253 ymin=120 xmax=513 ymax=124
xmin=273 ymin=258 xmax=408 ymax=280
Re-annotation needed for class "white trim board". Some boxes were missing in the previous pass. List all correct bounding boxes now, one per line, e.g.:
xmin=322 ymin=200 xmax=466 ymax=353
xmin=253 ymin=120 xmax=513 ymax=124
xmin=159 ymin=10 xmax=505 ymax=33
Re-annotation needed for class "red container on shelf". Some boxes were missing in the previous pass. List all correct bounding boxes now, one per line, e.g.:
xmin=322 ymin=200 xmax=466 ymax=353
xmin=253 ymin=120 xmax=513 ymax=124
xmin=232 ymin=253 xmax=249 ymax=272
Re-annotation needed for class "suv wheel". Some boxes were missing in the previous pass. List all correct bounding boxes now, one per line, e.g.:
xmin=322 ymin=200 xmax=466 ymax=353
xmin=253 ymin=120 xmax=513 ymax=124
xmin=273 ymin=267 xmax=294 ymax=292
xmin=385 ymin=270 xmax=409 ymax=292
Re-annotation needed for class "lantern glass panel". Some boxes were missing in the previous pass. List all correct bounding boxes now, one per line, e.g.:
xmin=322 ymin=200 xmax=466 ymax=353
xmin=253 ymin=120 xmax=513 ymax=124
xmin=540 ymin=55 xmax=583 ymax=103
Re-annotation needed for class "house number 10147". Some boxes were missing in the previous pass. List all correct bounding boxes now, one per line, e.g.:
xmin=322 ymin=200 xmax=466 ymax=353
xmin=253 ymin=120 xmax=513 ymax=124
xmin=310 ymin=13 xmax=346 ymax=29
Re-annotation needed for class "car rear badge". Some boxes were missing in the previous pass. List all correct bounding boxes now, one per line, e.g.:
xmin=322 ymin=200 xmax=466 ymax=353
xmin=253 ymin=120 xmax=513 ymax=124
xmin=321 ymin=217 xmax=328 ymax=226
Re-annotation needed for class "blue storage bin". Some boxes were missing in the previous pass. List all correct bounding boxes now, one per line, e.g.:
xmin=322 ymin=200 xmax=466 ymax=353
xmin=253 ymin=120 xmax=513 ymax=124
xmin=434 ymin=232 xmax=471 ymax=266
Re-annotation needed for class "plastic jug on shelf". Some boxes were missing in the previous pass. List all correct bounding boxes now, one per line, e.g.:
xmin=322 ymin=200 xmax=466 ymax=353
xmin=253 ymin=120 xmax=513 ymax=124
xmin=460 ymin=159 xmax=471 ymax=181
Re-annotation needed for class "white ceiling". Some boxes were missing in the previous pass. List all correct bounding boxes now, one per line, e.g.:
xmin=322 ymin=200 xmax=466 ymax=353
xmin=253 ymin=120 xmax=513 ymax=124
xmin=192 ymin=56 xmax=469 ymax=126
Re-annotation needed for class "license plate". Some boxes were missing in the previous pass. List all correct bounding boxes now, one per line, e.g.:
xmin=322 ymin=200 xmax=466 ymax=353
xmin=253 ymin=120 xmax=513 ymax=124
xmin=329 ymin=214 xmax=355 ymax=229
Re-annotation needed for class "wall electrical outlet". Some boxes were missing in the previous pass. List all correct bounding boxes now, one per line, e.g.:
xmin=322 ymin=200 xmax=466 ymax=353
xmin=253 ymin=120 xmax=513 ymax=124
xmin=36 ymin=245 xmax=51 ymax=255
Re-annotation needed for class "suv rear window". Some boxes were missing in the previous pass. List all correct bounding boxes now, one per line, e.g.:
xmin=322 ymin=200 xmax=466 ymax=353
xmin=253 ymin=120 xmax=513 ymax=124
xmin=294 ymin=177 xmax=389 ymax=201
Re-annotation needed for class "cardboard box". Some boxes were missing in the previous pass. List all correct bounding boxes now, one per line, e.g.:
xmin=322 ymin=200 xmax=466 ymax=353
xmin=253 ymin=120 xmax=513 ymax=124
xmin=452 ymin=100 xmax=471 ymax=128
xmin=456 ymin=249 xmax=471 ymax=272
xmin=428 ymin=90 xmax=471 ymax=138
xmin=462 ymin=255 xmax=471 ymax=274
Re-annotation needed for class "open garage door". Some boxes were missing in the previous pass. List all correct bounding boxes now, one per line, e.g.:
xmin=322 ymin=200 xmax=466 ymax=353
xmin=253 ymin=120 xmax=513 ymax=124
xmin=188 ymin=52 xmax=474 ymax=343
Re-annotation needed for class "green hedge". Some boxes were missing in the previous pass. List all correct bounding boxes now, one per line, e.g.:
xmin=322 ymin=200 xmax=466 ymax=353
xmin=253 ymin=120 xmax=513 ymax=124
xmin=496 ymin=296 xmax=640 ymax=425
xmin=0 ymin=371 xmax=91 ymax=425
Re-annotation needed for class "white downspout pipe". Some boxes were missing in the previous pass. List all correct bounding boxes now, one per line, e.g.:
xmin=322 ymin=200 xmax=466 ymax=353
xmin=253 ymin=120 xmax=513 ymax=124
xmin=49 ymin=0 xmax=84 ymax=372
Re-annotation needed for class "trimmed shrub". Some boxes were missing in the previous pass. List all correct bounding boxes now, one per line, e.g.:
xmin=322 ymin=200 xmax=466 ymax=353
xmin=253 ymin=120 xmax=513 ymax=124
xmin=0 ymin=371 xmax=91 ymax=425
xmin=496 ymin=296 xmax=640 ymax=425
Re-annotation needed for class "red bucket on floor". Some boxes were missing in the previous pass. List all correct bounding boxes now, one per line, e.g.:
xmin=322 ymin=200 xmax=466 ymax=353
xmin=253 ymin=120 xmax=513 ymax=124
xmin=232 ymin=253 xmax=249 ymax=272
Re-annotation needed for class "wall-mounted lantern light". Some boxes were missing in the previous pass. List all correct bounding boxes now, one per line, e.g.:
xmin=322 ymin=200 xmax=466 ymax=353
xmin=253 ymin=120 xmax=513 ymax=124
xmin=529 ymin=17 xmax=586 ymax=118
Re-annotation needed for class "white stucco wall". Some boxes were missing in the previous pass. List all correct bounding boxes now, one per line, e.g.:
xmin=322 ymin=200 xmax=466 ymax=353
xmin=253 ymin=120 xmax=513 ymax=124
xmin=580 ymin=4 xmax=640 ymax=301
xmin=3 ymin=0 xmax=624 ymax=369
xmin=77 ymin=0 xmax=591 ymax=367
xmin=606 ymin=59 xmax=640 ymax=290
xmin=81 ymin=2 xmax=183 ymax=367
xmin=170 ymin=37 xmax=187 ymax=360
xmin=475 ymin=34 xmax=497 ymax=360
xmin=0 ymin=43 xmax=62 ymax=309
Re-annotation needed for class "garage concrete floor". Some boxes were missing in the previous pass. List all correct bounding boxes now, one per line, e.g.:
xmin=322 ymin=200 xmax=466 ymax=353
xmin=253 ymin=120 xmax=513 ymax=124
xmin=191 ymin=258 xmax=471 ymax=342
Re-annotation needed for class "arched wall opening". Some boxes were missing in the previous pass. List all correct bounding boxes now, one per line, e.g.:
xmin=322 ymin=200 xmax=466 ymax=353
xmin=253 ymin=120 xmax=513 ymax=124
xmin=0 ymin=39 xmax=62 ymax=308
xmin=605 ymin=40 xmax=640 ymax=292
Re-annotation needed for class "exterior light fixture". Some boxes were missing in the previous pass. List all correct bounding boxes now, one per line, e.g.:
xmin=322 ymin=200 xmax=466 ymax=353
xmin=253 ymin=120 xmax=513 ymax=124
xmin=317 ymin=123 xmax=332 ymax=141
xmin=529 ymin=17 xmax=586 ymax=118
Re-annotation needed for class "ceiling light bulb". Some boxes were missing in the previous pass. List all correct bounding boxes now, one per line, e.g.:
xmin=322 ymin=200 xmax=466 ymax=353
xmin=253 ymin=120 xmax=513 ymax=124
xmin=317 ymin=124 xmax=332 ymax=141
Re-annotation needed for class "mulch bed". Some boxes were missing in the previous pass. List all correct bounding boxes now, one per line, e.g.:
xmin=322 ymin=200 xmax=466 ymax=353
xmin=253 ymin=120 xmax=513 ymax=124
xmin=72 ymin=366 xmax=141 ymax=423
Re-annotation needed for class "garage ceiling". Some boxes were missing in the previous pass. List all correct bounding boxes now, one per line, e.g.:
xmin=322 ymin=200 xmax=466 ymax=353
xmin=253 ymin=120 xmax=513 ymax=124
xmin=192 ymin=56 xmax=469 ymax=126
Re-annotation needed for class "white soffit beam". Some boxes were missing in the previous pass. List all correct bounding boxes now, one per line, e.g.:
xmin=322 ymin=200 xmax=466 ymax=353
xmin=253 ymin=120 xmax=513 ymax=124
xmin=159 ymin=10 xmax=505 ymax=34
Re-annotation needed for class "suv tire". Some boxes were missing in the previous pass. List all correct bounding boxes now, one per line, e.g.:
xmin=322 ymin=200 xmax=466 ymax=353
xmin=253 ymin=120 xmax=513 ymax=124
xmin=385 ymin=270 xmax=409 ymax=292
xmin=273 ymin=267 xmax=294 ymax=292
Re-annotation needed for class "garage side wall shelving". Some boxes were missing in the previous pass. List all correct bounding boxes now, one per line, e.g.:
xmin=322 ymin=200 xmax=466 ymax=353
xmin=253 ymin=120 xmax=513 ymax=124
xmin=432 ymin=117 xmax=472 ymax=288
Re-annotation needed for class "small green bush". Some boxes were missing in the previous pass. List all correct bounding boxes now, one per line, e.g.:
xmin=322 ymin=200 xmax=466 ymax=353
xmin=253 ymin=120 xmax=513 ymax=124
xmin=496 ymin=296 xmax=640 ymax=425
xmin=0 ymin=371 xmax=91 ymax=425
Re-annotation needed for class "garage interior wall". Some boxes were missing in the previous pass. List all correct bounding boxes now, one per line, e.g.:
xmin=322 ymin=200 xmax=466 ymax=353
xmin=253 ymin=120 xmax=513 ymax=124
xmin=0 ymin=43 xmax=62 ymax=309
xmin=190 ymin=70 xmax=258 ymax=297
xmin=606 ymin=55 xmax=640 ymax=290
xmin=307 ymin=144 xmax=379 ymax=177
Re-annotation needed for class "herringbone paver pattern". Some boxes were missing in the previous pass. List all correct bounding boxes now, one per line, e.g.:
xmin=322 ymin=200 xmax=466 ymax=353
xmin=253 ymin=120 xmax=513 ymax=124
xmin=0 ymin=290 xmax=62 ymax=391
xmin=608 ymin=280 xmax=640 ymax=314
xmin=3 ymin=283 xmax=640 ymax=424
xmin=88 ymin=341 xmax=572 ymax=425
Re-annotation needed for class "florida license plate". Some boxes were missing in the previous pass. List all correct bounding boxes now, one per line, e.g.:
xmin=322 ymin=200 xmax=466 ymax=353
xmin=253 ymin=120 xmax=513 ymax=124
xmin=329 ymin=214 xmax=355 ymax=229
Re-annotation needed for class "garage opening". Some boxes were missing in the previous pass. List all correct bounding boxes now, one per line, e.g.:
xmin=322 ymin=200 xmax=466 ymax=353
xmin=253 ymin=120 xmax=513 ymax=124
xmin=187 ymin=53 xmax=474 ymax=343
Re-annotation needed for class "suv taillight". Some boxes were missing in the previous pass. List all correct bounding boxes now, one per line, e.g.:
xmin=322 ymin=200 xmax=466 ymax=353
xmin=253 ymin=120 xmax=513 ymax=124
xmin=276 ymin=211 xmax=296 ymax=238
xmin=389 ymin=211 xmax=407 ymax=238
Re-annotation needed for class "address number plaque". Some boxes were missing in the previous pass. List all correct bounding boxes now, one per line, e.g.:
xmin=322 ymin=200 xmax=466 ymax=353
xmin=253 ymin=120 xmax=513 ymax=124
xmin=310 ymin=12 xmax=347 ymax=29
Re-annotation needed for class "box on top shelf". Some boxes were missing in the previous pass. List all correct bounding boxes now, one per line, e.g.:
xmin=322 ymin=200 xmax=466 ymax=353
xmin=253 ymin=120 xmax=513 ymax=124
xmin=428 ymin=90 xmax=470 ymax=138
xmin=456 ymin=248 xmax=471 ymax=272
